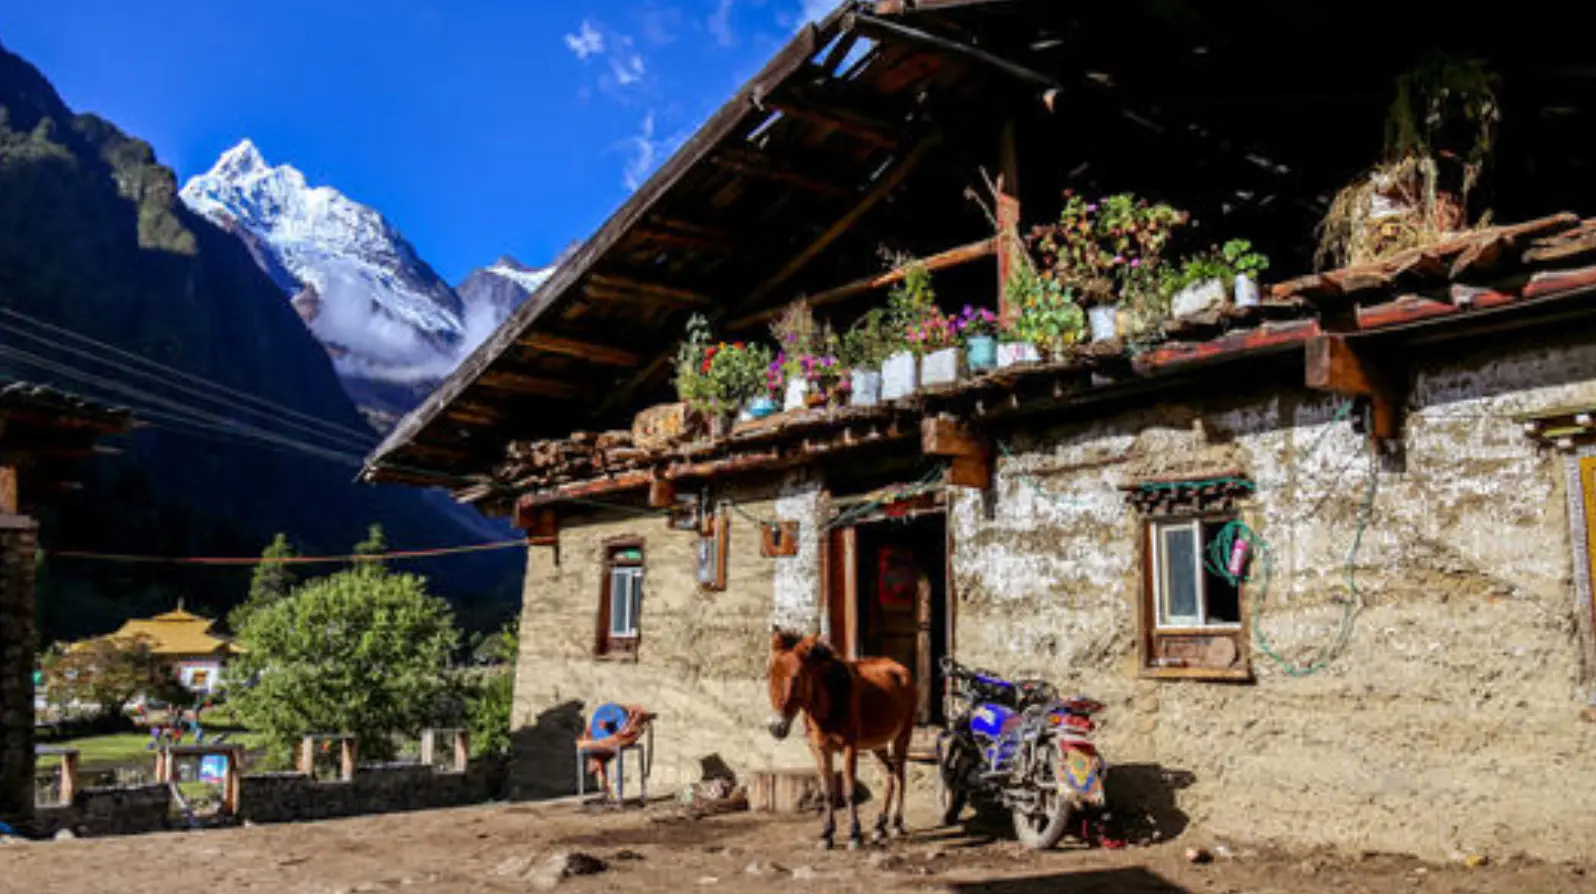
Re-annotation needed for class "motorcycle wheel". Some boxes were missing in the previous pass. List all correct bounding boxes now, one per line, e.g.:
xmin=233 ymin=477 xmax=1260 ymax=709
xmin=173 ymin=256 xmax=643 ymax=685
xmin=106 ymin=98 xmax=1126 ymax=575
xmin=1012 ymin=746 xmax=1074 ymax=850
xmin=936 ymin=738 xmax=969 ymax=827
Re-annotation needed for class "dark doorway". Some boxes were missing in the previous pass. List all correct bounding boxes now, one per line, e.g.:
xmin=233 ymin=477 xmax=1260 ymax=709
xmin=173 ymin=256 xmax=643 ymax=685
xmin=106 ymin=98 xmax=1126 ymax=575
xmin=824 ymin=511 xmax=948 ymax=726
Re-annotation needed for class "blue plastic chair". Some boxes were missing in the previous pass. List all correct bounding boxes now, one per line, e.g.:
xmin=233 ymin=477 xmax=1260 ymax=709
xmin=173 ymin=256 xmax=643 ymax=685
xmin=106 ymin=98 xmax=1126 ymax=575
xmin=576 ymin=702 xmax=654 ymax=804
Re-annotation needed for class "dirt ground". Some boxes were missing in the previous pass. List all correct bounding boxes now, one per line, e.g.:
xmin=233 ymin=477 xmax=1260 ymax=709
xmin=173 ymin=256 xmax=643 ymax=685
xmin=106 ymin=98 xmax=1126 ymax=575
xmin=1 ymin=798 xmax=1590 ymax=894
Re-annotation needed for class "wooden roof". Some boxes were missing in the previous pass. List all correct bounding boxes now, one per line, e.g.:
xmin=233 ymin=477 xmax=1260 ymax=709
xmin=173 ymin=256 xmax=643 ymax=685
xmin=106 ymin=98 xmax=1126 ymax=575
xmin=0 ymin=379 xmax=133 ymax=514
xmin=364 ymin=0 xmax=1596 ymax=490
xmin=73 ymin=607 xmax=242 ymax=657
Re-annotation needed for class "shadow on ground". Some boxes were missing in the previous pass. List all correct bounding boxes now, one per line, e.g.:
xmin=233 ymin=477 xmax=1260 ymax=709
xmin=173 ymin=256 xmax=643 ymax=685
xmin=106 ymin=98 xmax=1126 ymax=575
xmin=946 ymin=867 xmax=1190 ymax=893
xmin=506 ymin=699 xmax=585 ymax=800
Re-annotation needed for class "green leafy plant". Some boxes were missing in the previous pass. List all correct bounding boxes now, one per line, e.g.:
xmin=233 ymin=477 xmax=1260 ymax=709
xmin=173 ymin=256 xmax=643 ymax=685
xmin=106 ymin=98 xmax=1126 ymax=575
xmin=1222 ymin=239 xmax=1270 ymax=279
xmin=838 ymin=308 xmax=897 ymax=370
xmin=672 ymin=316 xmax=774 ymax=412
xmin=886 ymin=260 xmax=940 ymax=351
xmin=769 ymin=301 xmax=820 ymax=381
xmin=673 ymin=314 xmax=717 ymax=409
xmin=229 ymin=533 xmax=298 ymax=634
xmin=1029 ymin=192 xmax=1188 ymax=305
xmin=1007 ymin=266 xmax=1086 ymax=352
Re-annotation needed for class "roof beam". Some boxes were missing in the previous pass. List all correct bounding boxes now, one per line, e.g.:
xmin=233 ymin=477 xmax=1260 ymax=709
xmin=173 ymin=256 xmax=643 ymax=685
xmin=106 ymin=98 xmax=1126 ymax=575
xmin=476 ymin=371 xmax=582 ymax=400
xmin=583 ymin=273 xmax=715 ymax=307
xmin=519 ymin=333 xmax=641 ymax=367
xmin=597 ymin=131 xmax=941 ymax=420
xmin=762 ymin=87 xmax=907 ymax=149
xmin=847 ymin=11 xmax=1062 ymax=97
xmin=709 ymin=146 xmax=853 ymax=197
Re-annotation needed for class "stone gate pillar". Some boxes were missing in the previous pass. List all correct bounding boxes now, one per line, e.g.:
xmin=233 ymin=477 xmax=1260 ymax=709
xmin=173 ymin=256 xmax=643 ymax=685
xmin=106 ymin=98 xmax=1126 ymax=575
xmin=0 ymin=513 xmax=39 ymax=829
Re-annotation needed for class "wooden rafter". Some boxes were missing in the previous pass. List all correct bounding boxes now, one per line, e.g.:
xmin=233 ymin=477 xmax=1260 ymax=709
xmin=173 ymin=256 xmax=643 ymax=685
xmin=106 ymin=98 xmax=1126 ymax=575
xmin=519 ymin=333 xmax=640 ymax=367
xmin=477 ymin=370 xmax=581 ymax=400
xmin=729 ymin=236 xmax=994 ymax=330
xmin=762 ymin=86 xmax=907 ymax=149
xmin=595 ymin=132 xmax=942 ymax=420
xmin=848 ymin=11 xmax=1062 ymax=96
xmin=583 ymin=273 xmax=714 ymax=307
xmin=710 ymin=147 xmax=852 ymax=197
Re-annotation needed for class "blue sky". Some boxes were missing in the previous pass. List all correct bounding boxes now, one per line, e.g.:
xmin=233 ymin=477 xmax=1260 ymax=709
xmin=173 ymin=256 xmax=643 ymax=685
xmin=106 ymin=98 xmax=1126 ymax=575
xmin=0 ymin=0 xmax=838 ymax=282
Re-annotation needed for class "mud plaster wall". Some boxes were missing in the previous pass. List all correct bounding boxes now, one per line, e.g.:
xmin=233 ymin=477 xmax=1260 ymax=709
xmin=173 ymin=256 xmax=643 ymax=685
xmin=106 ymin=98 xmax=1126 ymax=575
xmin=949 ymin=333 xmax=1596 ymax=863
xmin=509 ymin=472 xmax=823 ymax=798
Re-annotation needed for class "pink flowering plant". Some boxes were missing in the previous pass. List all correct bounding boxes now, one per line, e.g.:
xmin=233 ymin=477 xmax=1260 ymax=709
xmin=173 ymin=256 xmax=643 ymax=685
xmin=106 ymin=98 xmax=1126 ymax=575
xmin=1028 ymin=191 xmax=1188 ymax=308
xmin=905 ymin=309 xmax=958 ymax=354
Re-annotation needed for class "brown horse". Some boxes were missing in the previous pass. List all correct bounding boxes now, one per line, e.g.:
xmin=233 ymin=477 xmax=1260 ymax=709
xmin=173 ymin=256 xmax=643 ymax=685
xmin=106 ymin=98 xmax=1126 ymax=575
xmin=766 ymin=627 xmax=918 ymax=850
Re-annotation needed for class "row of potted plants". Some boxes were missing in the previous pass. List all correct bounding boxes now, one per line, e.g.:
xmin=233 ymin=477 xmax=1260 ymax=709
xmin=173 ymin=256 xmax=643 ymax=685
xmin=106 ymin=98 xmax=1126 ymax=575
xmin=671 ymin=192 xmax=1271 ymax=432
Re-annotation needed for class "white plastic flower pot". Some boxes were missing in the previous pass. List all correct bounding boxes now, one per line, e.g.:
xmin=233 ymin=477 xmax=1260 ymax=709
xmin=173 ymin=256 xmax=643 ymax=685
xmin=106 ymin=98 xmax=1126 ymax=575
xmin=783 ymin=378 xmax=809 ymax=412
xmin=849 ymin=368 xmax=882 ymax=407
xmin=1233 ymin=274 xmax=1261 ymax=308
xmin=1172 ymin=278 xmax=1228 ymax=319
xmin=997 ymin=342 xmax=1041 ymax=368
xmin=921 ymin=347 xmax=964 ymax=386
xmin=881 ymin=351 xmax=919 ymax=401
xmin=1088 ymin=305 xmax=1119 ymax=343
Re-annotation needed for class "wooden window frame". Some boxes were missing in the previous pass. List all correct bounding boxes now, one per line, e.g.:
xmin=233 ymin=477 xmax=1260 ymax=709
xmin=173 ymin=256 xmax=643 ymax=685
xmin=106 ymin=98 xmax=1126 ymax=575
xmin=1138 ymin=511 xmax=1252 ymax=682
xmin=596 ymin=537 xmax=645 ymax=661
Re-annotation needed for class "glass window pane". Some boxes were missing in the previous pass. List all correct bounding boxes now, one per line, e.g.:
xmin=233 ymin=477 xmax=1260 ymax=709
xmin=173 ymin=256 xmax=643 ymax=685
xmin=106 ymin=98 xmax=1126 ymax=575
xmin=1162 ymin=526 xmax=1200 ymax=623
xmin=627 ymin=570 xmax=642 ymax=634
xmin=610 ymin=570 xmax=631 ymax=635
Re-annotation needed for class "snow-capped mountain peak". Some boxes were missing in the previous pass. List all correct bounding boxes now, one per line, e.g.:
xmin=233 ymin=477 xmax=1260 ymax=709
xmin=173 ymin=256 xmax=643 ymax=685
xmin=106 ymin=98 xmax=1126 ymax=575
xmin=180 ymin=139 xmax=549 ymax=431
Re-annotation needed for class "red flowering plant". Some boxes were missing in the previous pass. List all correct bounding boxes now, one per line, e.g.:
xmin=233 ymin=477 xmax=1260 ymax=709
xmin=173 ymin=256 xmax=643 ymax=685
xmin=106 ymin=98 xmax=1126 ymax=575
xmin=674 ymin=314 xmax=774 ymax=413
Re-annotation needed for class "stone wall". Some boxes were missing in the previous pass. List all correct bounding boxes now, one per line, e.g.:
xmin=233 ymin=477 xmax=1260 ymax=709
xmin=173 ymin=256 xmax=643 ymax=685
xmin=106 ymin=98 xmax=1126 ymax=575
xmin=30 ymin=784 xmax=170 ymax=838
xmin=238 ymin=758 xmax=506 ymax=824
xmin=948 ymin=327 xmax=1596 ymax=863
xmin=0 ymin=514 xmax=38 ymax=829
xmin=509 ymin=473 xmax=821 ymax=799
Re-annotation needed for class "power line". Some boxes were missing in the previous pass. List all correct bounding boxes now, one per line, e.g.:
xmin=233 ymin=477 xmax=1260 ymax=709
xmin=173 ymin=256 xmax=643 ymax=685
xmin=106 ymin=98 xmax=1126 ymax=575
xmin=0 ymin=307 xmax=377 ymax=445
xmin=45 ymin=537 xmax=529 ymax=566
xmin=0 ymin=344 xmax=366 ymax=467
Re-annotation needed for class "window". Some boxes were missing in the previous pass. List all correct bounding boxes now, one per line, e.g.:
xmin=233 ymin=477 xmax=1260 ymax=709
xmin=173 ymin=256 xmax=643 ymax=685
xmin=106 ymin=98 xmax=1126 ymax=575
xmin=1140 ymin=515 xmax=1249 ymax=680
xmin=597 ymin=541 xmax=644 ymax=658
xmin=188 ymin=670 xmax=210 ymax=689
xmin=1150 ymin=520 xmax=1241 ymax=630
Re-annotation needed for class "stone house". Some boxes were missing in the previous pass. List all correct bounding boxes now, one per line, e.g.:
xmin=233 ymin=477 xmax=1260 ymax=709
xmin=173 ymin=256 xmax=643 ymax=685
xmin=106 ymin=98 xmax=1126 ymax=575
xmin=364 ymin=2 xmax=1596 ymax=862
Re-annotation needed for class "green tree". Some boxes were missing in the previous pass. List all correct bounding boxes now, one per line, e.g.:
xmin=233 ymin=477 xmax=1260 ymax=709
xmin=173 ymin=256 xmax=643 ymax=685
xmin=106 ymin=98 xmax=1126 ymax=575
xmin=465 ymin=620 xmax=518 ymax=757
xmin=227 ymin=568 xmax=459 ymax=760
xmin=229 ymin=533 xmax=298 ymax=634
xmin=41 ymin=635 xmax=186 ymax=723
xmin=352 ymin=523 xmax=388 ymax=573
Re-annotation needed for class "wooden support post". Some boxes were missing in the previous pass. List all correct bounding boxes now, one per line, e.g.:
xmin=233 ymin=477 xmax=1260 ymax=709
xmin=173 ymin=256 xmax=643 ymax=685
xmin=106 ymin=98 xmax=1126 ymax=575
xmin=223 ymin=747 xmax=242 ymax=815
xmin=340 ymin=738 xmax=357 ymax=781
xmin=59 ymin=750 xmax=79 ymax=805
xmin=922 ymin=416 xmax=992 ymax=490
xmin=453 ymin=730 xmax=471 ymax=773
xmin=0 ymin=466 xmax=16 ymax=515
xmin=996 ymin=119 xmax=1022 ymax=329
xmin=1304 ymin=334 xmax=1403 ymax=443
xmin=419 ymin=729 xmax=437 ymax=767
xmin=298 ymin=737 xmax=315 ymax=776
xmin=648 ymin=477 xmax=676 ymax=509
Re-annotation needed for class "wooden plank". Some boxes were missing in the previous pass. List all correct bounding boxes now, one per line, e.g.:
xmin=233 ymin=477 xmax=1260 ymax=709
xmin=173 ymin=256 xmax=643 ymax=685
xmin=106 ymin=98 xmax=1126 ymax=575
xmin=848 ymin=11 xmax=1063 ymax=94
xmin=946 ymin=452 xmax=992 ymax=490
xmin=1304 ymin=334 xmax=1373 ymax=396
xmin=520 ymin=333 xmax=640 ymax=367
xmin=0 ymin=465 xmax=15 ymax=515
xmin=729 ymin=237 xmax=994 ymax=330
xmin=763 ymin=89 xmax=904 ymax=149
xmin=478 ymin=370 xmax=581 ymax=399
xmin=584 ymin=273 xmax=714 ymax=307
xmin=709 ymin=147 xmax=851 ymax=197
xmin=647 ymin=477 xmax=676 ymax=509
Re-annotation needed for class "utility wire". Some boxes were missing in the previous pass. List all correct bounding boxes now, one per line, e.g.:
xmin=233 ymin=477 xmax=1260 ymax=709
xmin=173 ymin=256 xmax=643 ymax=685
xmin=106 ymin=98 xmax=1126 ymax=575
xmin=45 ymin=538 xmax=529 ymax=566
xmin=0 ymin=307 xmax=377 ymax=445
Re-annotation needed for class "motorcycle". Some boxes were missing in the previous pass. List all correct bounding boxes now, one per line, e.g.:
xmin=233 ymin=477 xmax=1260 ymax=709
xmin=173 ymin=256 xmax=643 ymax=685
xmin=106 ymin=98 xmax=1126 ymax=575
xmin=936 ymin=656 xmax=1108 ymax=850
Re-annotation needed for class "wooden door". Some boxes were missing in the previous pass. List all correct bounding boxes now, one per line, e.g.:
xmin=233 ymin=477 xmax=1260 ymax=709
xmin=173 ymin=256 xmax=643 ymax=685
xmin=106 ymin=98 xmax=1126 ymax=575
xmin=1580 ymin=457 xmax=1596 ymax=639
xmin=915 ymin=574 xmax=934 ymax=725
xmin=823 ymin=527 xmax=856 ymax=659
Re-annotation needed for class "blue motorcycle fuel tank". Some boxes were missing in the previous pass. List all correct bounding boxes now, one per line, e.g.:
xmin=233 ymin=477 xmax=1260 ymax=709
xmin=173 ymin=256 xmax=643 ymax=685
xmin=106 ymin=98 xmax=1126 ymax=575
xmin=968 ymin=702 xmax=1013 ymax=738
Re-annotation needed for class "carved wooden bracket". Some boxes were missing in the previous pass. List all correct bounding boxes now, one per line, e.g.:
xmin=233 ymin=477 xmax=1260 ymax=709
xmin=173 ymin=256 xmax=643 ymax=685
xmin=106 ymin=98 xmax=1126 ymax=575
xmin=921 ymin=415 xmax=992 ymax=490
xmin=1305 ymin=334 xmax=1404 ymax=447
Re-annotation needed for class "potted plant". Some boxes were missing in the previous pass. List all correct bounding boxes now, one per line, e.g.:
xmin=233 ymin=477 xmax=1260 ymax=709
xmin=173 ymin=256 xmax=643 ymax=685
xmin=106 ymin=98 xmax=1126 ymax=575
xmin=1028 ymin=192 xmax=1187 ymax=344
xmin=955 ymin=305 xmax=999 ymax=372
xmin=882 ymin=260 xmax=937 ymax=400
xmin=1009 ymin=269 xmax=1086 ymax=361
xmin=911 ymin=308 xmax=962 ymax=386
xmin=673 ymin=316 xmax=774 ymax=436
xmin=1223 ymin=239 xmax=1270 ymax=307
xmin=839 ymin=309 xmax=892 ymax=407
xmin=1168 ymin=250 xmax=1232 ymax=319
xmin=770 ymin=302 xmax=820 ymax=412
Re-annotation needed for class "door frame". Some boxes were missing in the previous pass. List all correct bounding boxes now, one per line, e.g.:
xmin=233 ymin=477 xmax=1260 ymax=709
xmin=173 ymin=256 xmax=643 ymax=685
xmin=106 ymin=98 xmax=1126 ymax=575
xmin=818 ymin=495 xmax=955 ymax=723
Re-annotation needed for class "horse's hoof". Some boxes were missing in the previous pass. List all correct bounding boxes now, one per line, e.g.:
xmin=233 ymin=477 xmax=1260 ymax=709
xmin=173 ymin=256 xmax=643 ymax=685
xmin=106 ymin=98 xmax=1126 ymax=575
xmin=847 ymin=837 xmax=863 ymax=851
xmin=817 ymin=838 xmax=834 ymax=851
xmin=871 ymin=830 xmax=887 ymax=845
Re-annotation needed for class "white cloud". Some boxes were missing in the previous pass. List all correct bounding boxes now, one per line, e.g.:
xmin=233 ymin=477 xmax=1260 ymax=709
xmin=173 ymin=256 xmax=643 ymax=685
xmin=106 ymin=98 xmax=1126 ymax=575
xmin=708 ymin=0 xmax=737 ymax=47
xmin=564 ymin=19 xmax=605 ymax=60
xmin=622 ymin=113 xmax=659 ymax=191
xmin=608 ymin=43 xmax=647 ymax=87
